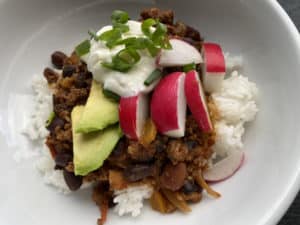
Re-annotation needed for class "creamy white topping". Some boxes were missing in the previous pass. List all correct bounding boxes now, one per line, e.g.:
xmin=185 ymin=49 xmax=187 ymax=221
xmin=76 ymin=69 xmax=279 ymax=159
xmin=81 ymin=20 xmax=157 ymax=97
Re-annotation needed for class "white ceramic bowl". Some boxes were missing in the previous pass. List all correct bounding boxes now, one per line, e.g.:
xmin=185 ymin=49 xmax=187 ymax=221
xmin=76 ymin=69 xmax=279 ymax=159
xmin=0 ymin=0 xmax=300 ymax=225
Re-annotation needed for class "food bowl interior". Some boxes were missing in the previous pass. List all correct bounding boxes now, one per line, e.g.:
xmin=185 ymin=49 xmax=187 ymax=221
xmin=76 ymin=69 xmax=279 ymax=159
xmin=0 ymin=0 xmax=300 ymax=225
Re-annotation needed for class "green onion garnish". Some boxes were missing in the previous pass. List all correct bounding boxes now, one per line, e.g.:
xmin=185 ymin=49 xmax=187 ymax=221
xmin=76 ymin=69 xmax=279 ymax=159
xmin=141 ymin=18 xmax=156 ymax=37
xmin=113 ymin=22 xmax=129 ymax=33
xmin=144 ymin=69 xmax=162 ymax=86
xmin=102 ymin=47 xmax=141 ymax=72
xmin=103 ymin=89 xmax=121 ymax=101
xmin=183 ymin=63 xmax=196 ymax=72
xmin=75 ymin=39 xmax=91 ymax=56
xmin=99 ymin=29 xmax=122 ymax=48
xmin=111 ymin=10 xmax=129 ymax=24
xmin=88 ymin=30 xmax=100 ymax=41
xmin=45 ymin=111 xmax=56 ymax=127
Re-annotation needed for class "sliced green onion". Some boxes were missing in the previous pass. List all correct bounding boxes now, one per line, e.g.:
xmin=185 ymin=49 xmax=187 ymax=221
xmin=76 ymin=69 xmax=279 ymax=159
xmin=103 ymin=89 xmax=121 ymax=101
xmin=152 ymin=22 xmax=167 ymax=44
xmin=141 ymin=18 xmax=156 ymax=37
xmin=144 ymin=69 xmax=162 ymax=86
xmin=111 ymin=10 xmax=129 ymax=24
xmin=142 ymin=39 xmax=159 ymax=56
xmin=45 ymin=111 xmax=56 ymax=127
xmin=183 ymin=63 xmax=196 ymax=72
xmin=99 ymin=29 xmax=122 ymax=48
xmin=88 ymin=30 xmax=100 ymax=41
xmin=75 ymin=39 xmax=91 ymax=56
xmin=102 ymin=47 xmax=141 ymax=72
xmin=117 ymin=47 xmax=140 ymax=64
xmin=113 ymin=22 xmax=129 ymax=33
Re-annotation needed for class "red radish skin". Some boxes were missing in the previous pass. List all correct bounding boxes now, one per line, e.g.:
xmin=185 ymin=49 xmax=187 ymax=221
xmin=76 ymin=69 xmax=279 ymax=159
xmin=185 ymin=70 xmax=213 ymax=132
xmin=151 ymin=72 xmax=187 ymax=137
xmin=204 ymin=150 xmax=245 ymax=183
xmin=119 ymin=94 xmax=148 ymax=140
xmin=202 ymin=43 xmax=226 ymax=93
xmin=158 ymin=39 xmax=203 ymax=67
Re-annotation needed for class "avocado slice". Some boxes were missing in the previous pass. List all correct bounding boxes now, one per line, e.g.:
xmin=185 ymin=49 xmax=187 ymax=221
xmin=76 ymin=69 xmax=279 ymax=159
xmin=75 ymin=80 xmax=119 ymax=133
xmin=72 ymin=106 xmax=122 ymax=176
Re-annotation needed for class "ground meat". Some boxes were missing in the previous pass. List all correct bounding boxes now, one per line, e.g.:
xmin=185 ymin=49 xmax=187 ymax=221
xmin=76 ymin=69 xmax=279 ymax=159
xmin=141 ymin=9 xmax=203 ymax=51
xmin=127 ymin=141 xmax=156 ymax=162
xmin=107 ymin=138 xmax=130 ymax=168
xmin=43 ymin=67 xmax=59 ymax=84
xmin=159 ymin=162 xmax=187 ymax=191
xmin=166 ymin=140 xmax=188 ymax=164
xmin=140 ymin=8 xmax=174 ymax=25
xmin=45 ymin=51 xmax=92 ymax=170
xmin=83 ymin=167 xmax=109 ymax=183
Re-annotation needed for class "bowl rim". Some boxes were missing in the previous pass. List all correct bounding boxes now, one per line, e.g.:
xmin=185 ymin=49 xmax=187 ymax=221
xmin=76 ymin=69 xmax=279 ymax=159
xmin=263 ymin=2 xmax=300 ymax=225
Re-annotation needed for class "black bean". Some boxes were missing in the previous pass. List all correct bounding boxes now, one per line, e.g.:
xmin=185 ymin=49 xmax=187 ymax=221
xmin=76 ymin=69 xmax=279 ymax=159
xmin=46 ymin=116 xmax=65 ymax=134
xmin=62 ymin=65 xmax=76 ymax=77
xmin=123 ymin=164 xmax=154 ymax=182
xmin=186 ymin=140 xmax=198 ymax=150
xmin=55 ymin=153 xmax=72 ymax=168
xmin=63 ymin=170 xmax=82 ymax=191
xmin=43 ymin=67 xmax=59 ymax=84
xmin=182 ymin=180 xmax=202 ymax=194
xmin=51 ymin=51 xmax=67 ymax=69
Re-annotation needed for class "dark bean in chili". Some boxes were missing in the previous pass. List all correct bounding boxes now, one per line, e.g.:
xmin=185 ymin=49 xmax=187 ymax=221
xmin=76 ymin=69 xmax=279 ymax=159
xmin=51 ymin=51 xmax=67 ymax=69
xmin=43 ymin=67 xmax=59 ymax=84
xmin=63 ymin=170 xmax=82 ymax=191
xmin=62 ymin=65 xmax=76 ymax=77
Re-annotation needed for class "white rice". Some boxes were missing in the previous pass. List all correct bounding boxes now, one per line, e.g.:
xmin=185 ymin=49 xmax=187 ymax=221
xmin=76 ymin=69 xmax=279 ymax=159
xmin=21 ymin=75 xmax=71 ymax=193
xmin=113 ymin=185 xmax=153 ymax=217
xmin=23 ymin=75 xmax=53 ymax=140
xmin=212 ymin=71 xmax=259 ymax=157
xmin=21 ymin=52 xmax=258 ymax=218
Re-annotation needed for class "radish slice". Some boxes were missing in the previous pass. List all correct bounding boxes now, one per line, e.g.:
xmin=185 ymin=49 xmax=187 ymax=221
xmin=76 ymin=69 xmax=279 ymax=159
xmin=202 ymin=43 xmax=226 ymax=93
xmin=185 ymin=70 xmax=213 ymax=132
xmin=119 ymin=94 xmax=149 ymax=140
xmin=151 ymin=72 xmax=186 ymax=137
xmin=203 ymin=150 xmax=245 ymax=182
xmin=158 ymin=39 xmax=203 ymax=67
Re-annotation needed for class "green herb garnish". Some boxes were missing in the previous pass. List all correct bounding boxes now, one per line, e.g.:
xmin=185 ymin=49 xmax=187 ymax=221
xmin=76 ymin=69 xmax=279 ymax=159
xmin=102 ymin=47 xmax=141 ymax=72
xmin=144 ymin=69 xmax=162 ymax=86
xmin=45 ymin=111 xmax=56 ymax=127
xmin=183 ymin=63 xmax=196 ymax=72
xmin=103 ymin=89 xmax=121 ymax=101
xmin=81 ymin=10 xmax=172 ymax=72
xmin=75 ymin=39 xmax=91 ymax=56
xmin=141 ymin=18 xmax=157 ymax=37
xmin=99 ymin=29 xmax=122 ymax=48
xmin=111 ymin=10 xmax=129 ymax=24
xmin=88 ymin=30 xmax=100 ymax=41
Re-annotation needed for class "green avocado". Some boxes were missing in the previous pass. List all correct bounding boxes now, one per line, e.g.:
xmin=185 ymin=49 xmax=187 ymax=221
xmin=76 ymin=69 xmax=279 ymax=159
xmin=75 ymin=80 xmax=119 ymax=133
xmin=72 ymin=106 xmax=122 ymax=176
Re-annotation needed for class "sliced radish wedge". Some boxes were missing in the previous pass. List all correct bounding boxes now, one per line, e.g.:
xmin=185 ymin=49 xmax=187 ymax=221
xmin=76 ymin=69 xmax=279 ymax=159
xmin=158 ymin=39 xmax=203 ymax=67
xmin=202 ymin=43 xmax=226 ymax=93
xmin=119 ymin=94 xmax=149 ymax=140
xmin=185 ymin=70 xmax=213 ymax=132
xmin=151 ymin=72 xmax=186 ymax=137
xmin=203 ymin=150 xmax=245 ymax=182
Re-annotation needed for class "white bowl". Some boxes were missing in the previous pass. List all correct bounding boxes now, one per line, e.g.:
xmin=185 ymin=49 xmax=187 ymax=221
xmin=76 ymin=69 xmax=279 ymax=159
xmin=0 ymin=0 xmax=300 ymax=225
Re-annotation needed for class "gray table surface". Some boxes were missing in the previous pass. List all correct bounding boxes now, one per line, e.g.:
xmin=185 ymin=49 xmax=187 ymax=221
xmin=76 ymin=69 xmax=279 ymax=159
xmin=277 ymin=1 xmax=300 ymax=225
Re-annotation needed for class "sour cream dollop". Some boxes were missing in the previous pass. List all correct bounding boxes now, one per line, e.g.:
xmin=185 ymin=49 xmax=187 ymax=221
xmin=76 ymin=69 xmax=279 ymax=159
xmin=81 ymin=20 xmax=157 ymax=97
